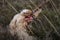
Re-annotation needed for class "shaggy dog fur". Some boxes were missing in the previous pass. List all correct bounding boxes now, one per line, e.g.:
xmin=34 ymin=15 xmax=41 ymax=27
xmin=9 ymin=9 xmax=37 ymax=40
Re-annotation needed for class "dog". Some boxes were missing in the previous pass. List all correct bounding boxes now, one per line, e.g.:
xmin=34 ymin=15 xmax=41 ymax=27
xmin=9 ymin=9 xmax=42 ymax=40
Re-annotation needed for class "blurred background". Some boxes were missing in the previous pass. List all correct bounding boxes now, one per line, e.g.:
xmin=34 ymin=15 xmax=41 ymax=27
xmin=0 ymin=0 xmax=60 ymax=40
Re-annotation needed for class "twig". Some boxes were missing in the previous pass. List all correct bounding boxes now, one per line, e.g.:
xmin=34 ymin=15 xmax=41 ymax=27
xmin=29 ymin=0 xmax=38 ymax=9
xmin=50 ymin=0 xmax=60 ymax=14
xmin=43 ymin=15 xmax=60 ymax=36
xmin=25 ymin=1 xmax=33 ymax=10
xmin=27 ymin=25 xmax=35 ymax=35
xmin=5 ymin=0 xmax=19 ymax=13
xmin=36 ymin=18 xmax=47 ymax=33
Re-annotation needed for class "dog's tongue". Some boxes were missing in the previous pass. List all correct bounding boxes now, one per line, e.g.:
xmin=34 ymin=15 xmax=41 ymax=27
xmin=25 ymin=16 xmax=33 ymax=22
xmin=28 ymin=16 xmax=33 ymax=20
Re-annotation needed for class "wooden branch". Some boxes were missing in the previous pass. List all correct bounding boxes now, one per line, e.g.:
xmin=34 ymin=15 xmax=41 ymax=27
xmin=32 ymin=0 xmax=49 ymax=18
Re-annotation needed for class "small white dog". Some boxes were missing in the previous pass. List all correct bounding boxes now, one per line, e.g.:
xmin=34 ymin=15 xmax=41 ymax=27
xmin=9 ymin=9 xmax=42 ymax=40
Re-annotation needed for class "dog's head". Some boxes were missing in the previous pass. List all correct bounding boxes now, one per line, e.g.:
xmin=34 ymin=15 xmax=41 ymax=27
xmin=9 ymin=9 xmax=34 ymax=35
xmin=9 ymin=9 xmax=42 ymax=36
xmin=20 ymin=9 xmax=33 ymax=23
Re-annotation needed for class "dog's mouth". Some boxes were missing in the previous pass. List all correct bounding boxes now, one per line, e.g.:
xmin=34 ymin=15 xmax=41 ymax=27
xmin=25 ymin=15 xmax=33 ymax=22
